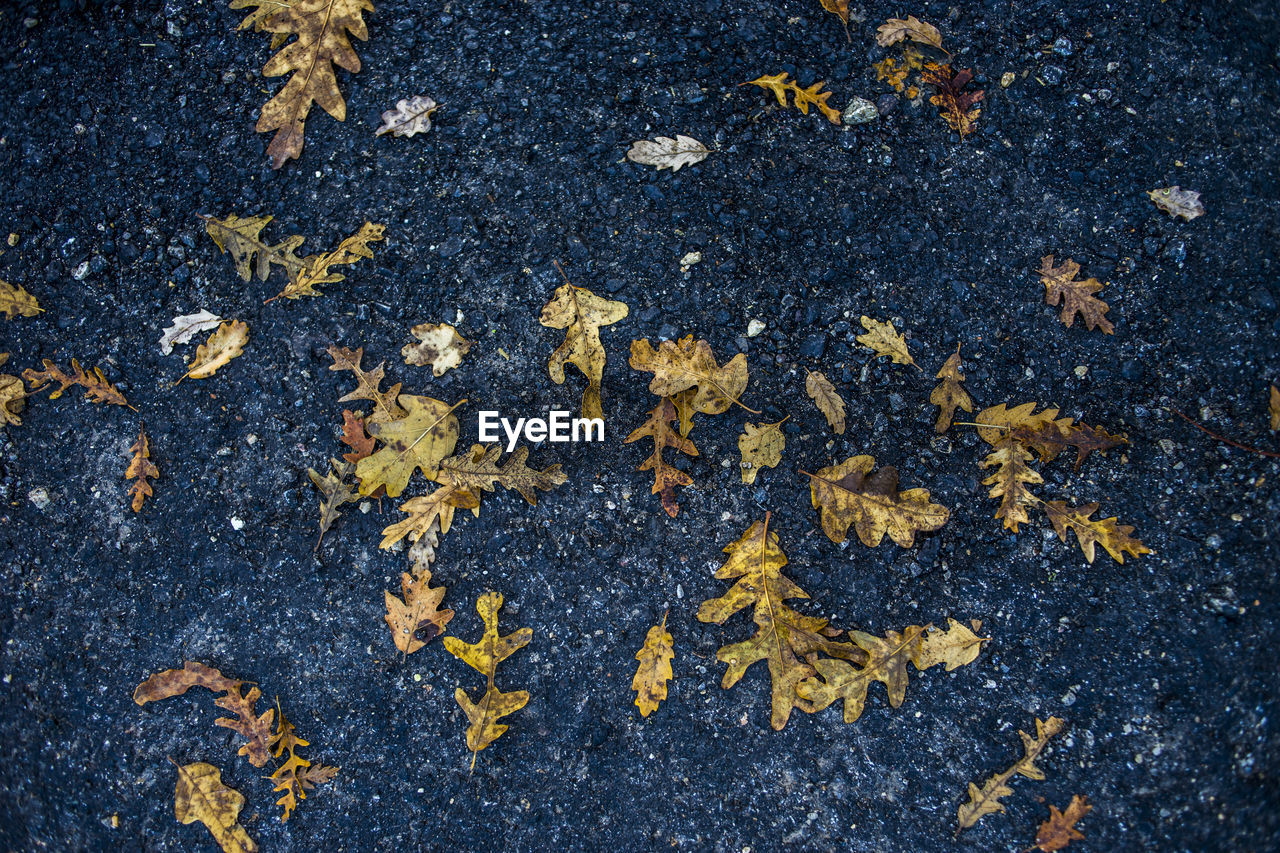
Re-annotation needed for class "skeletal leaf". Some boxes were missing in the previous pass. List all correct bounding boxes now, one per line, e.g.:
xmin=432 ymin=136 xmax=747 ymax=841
xmin=624 ymin=397 xmax=698 ymax=517
xmin=356 ymin=395 xmax=463 ymax=497
xmin=0 ymin=278 xmax=41 ymax=318
xmin=625 ymin=135 xmax=711 ymax=172
xmin=402 ymin=322 xmax=472 ymax=376
xmin=630 ymin=335 xmax=754 ymax=416
xmin=930 ymin=345 xmax=973 ymax=432
xmin=436 ymin=443 xmax=567 ymax=504
xmin=173 ymin=761 xmax=257 ymax=853
xmin=201 ymin=213 xmax=308 ymax=283
xmin=856 ymin=316 xmax=917 ymax=367
xmin=632 ymin=613 xmax=674 ymax=717
xmin=805 ymin=370 xmax=846 ymax=434
xmin=540 ymin=275 xmax=628 ymax=420
xmin=1147 ymin=186 xmax=1204 ymax=221
xmin=738 ymin=418 xmax=786 ymax=485
xmin=742 ymin=73 xmax=842 ymax=124
xmin=924 ymin=63 xmax=984 ymax=138
xmin=379 ymin=482 xmax=480 ymax=549
xmin=375 ymin=95 xmax=438 ymax=138
xmin=1043 ymin=501 xmax=1150 ymax=564
xmin=307 ymin=459 xmax=357 ymax=547
xmin=160 ymin=310 xmax=223 ymax=355
xmin=1036 ymin=795 xmax=1092 ymax=852
xmin=126 ymin=424 xmax=159 ymax=512
xmin=696 ymin=515 xmax=859 ymax=730
xmin=339 ymin=409 xmax=375 ymax=463
xmin=134 ymin=661 xmax=276 ymax=767
xmin=183 ymin=320 xmax=249 ymax=381
xmin=385 ymin=524 xmax=453 ymax=654
xmin=876 ymin=15 xmax=944 ymax=50
xmin=980 ymin=436 xmax=1044 ymax=532
xmin=23 ymin=358 xmax=130 ymax=407
xmin=1037 ymin=255 xmax=1113 ymax=334
xmin=957 ymin=716 xmax=1065 ymax=831
xmin=326 ymin=345 xmax=404 ymax=424
xmin=443 ymin=591 xmax=532 ymax=763
xmin=268 ymin=222 xmax=384 ymax=302
xmin=256 ymin=0 xmax=374 ymax=168
xmin=0 ymin=359 xmax=23 ymax=426
xmin=805 ymin=455 xmax=949 ymax=548
xmin=268 ymin=707 xmax=337 ymax=822
xmin=1271 ymin=385 xmax=1280 ymax=431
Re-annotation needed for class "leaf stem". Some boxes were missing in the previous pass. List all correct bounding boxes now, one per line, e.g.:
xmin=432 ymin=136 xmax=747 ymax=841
xmin=1170 ymin=407 xmax=1280 ymax=458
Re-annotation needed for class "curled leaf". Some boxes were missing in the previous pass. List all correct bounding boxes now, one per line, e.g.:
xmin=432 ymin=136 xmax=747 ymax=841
xmin=625 ymin=135 xmax=711 ymax=172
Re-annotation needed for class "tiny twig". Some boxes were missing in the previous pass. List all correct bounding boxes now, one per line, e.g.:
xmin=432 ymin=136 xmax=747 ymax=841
xmin=1170 ymin=407 xmax=1280 ymax=458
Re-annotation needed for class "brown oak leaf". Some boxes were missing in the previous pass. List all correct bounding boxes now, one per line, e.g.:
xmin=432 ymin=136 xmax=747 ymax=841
xmin=134 ymin=661 xmax=276 ymax=767
xmin=958 ymin=717 xmax=1065 ymax=831
xmin=875 ymin=15 xmax=944 ymax=50
xmin=126 ymin=424 xmax=159 ymax=512
xmin=1037 ymin=255 xmax=1114 ymax=334
xmin=539 ymin=269 xmax=629 ymax=421
xmin=629 ymin=335 xmax=755 ymax=417
xmin=1035 ymin=795 xmax=1092 ymax=852
xmin=326 ymin=345 xmax=405 ymax=424
xmin=624 ymin=397 xmax=698 ymax=517
xmin=23 ymin=358 xmax=130 ymax=408
xmin=930 ymin=345 xmax=973 ymax=432
xmin=924 ymin=63 xmax=984 ymax=138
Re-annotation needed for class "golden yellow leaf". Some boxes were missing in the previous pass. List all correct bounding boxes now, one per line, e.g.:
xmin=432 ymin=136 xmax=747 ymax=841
xmin=875 ymin=15 xmax=944 ymax=50
xmin=1037 ymin=255 xmax=1113 ymax=334
xmin=696 ymin=515 xmax=859 ymax=730
xmin=443 ymin=591 xmax=532 ymax=763
xmin=402 ymin=322 xmax=472 ymax=376
xmin=805 ymin=455 xmax=949 ymax=547
xmin=738 ymin=418 xmax=786 ymax=485
xmin=930 ymin=345 xmax=973 ymax=432
xmin=973 ymin=402 xmax=1064 ymax=446
xmin=539 ymin=272 xmax=629 ymax=420
xmin=630 ymin=335 xmax=755 ymax=417
xmin=1036 ymin=795 xmax=1092 ymax=852
xmin=268 ymin=222 xmax=384 ymax=302
xmin=379 ymin=482 xmax=479 ymax=549
xmin=385 ymin=523 xmax=453 ymax=654
xmin=256 ymin=0 xmax=374 ymax=168
xmin=356 ymin=395 xmax=463 ymax=497
xmin=632 ymin=613 xmax=674 ymax=717
xmin=958 ymin=716 xmax=1064 ymax=832
xmin=436 ymin=443 xmax=567 ymax=504
xmin=201 ymin=213 xmax=307 ymax=283
xmin=0 ymin=278 xmax=41 ymax=318
xmin=183 ymin=320 xmax=249 ymax=381
xmin=1043 ymin=501 xmax=1150 ymax=564
xmin=126 ymin=424 xmax=159 ymax=512
xmin=268 ymin=706 xmax=337 ymax=822
xmin=805 ymin=370 xmax=846 ymax=434
xmin=819 ymin=0 xmax=851 ymax=39
xmin=856 ymin=316 xmax=918 ymax=367
xmin=741 ymin=72 xmax=842 ymax=125
xmin=980 ymin=436 xmax=1044 ymax=532
xmin=326 ymin=345 xmax=404 ymax=424
xmin=229 ymin=0 xmax=294 ymax=47
xmin=624 ymin=397 xmax=698 ymax=517
xmin=1271 ymin=385 xmax=1280 ymax=431
xmin=172 ymin=761 xmax=257 ymax=853
xmin=914 ymin=618 xmax=987 ymax=671
xmin=23 ymin=358 xmax=130 ymax=408
xmin=0 ymin=362 xmax=23 ymax=426
xmin=874 ymin=46 xmax=924 ymax=93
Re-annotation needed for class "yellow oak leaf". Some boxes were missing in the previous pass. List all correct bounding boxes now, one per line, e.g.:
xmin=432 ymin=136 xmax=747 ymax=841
xmin=201 ymin=213 xmax=308 ymax=283
xmin=1037 ymin=255 xmax=1113 ymax=334
xmin=267 ymin=707 xmax=337 ymax=822
xmin=629 ymin=335 xmax=755 ymax=417
xmin=1035 ymin=795 xmax=1092 ymax=852
xmin=632 ymin=613 xmax=674 ymax=717
xmin=738 ymin=418 xmax=786 ymax=485
xmin=126 ymin=424 xmax=159 ymax=512
xmin=930 ymin=345 xmax=973 ymax=432
xmin=1043 ymin=501 xmax=1150 ymax=564
xmin=356 ymin=394 xmax=463 ymax=497
xmin=914 ymin=618 xmax=987 ymax=671
xmin=436 ymin=443 xmax=567 ymax=504
xmin=958 ymin=717 xmax=1065 ymax=831
xmin=182 ymin=320 xmax=249 ymax=381
xmin=539 ymin=272 xmax=628 ymax=420
xmin=23 ymin=358 xmax=130 ymax=408
xmin=856 ymin=316 xmax=918 ymax=367
xmin=268 ymin=222 xmax=384 ymax=302
xmin=385 ymin=527 xmax=453 ymax=654
xmin=326 ymin=345 xmax=405 ymax=424
xmin=805 ymin=455 xmax=949 ymax=547
xmin=173 ymin=761 xmax=257 ymax=853
xmin=805 ymin=370 xmax=846 ymax=434
xmin=0 ymin=359 xmax=23 ymax=426
xmin=980 ymin=436 xmax=1044 ymax=532
xmin=0 ymin=278 xmax=41 ymax=318
xmin=741 ymin=72 xmax=842 ymax=124
xmin=379 ymin=482 xmax=479 ymax=549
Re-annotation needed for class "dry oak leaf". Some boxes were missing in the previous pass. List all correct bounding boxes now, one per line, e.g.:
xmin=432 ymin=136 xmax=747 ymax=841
xmin=126 ymin=424 xmax=159 ymax=512
xmin=134 ymin=661 xmax=276 ymax=767
xmin=805 ymin=370 xmax=846 ymax=434
xmin=539 ymin=274 xmax=629 ymax=421
xmin=23 ymin=358 xmax=130 ymax=408
xmin=738 ymin=418 xmax=786 ymax=485
xmin=0 ymin=361 xmax=23 ymax=426
xmin=268 ymin=222 xmax=384 ymax=302
xmin=307 ymin=458 xmax=358 ymax=547
xmin=1147 ymin=186 xmax=1204 ymax=221
xmin=1036 ymin=795 xmax=1092 ymax=852
xmin=201 ymin=213 xmax=308 ymax=284
xmin=339 ymin=409 xmax=375 ymax=463
xmin=876 ymin=15 xmax=944 ymax=50
xmin=856 ymin=316 xmax=918 ymax=367
xmin=268 ymin=706 xmax=338 ymax=822
xmin=436 ymin=443 xmax=567 ymax=504
xmin=160 ymin=310 xmax=223 ymax=355
xmin=182 ymin=320 xmax=249 ymax=381
xmin=376 ymin=95 xmax=439 ymax=138
xmin=402 ymin=322 xmax=472 ymax=376
xmin=957 ymin=716 xmax=1065 ymax=831
xmin=173 ymin=761 xmax=257 ymax=853
xmin=874 ymin=46 xmax=925 ymax=94
xmin=1271 ymin=385 xmax=1280 ymax=431
xmin=805 ymin=455 xmax=949 ymax=548
xmin=820 ymin=0 xmax=852 ymax=39
xmin=356 ymin=394 xmax=463 ymax=497
xmin=742 ymin=73 xmax=842 ymax=125
xmin=696 ymin=514 xmax=859 ymax=730
xmin=624 ymin=396 xmax=698 ymax=517
xmin=924 ymin=63 xmax=984 ymax=138
xmin=256 ymin=0 xmax=373 ymax=168
xmin=630 ymin=335 xmax=755 ymax=416
xmin=385 ymin=526 xmax=454 ymax=654
xmin=1037 ymin=255 xmax=1113 ymax=334
xmin=0 ymin=278 xmax=41 ymax=318
xmin=443 ymin=591 xmax=532 ymax=764
xmin=379 ymin=481 xmax=480 ymax=549
xmin=980 ymin=436 xmax=1044 ymax=532
xmin=1013 ymin=419 xmax=1127 ymax=470
xmin=1044 ymin=500 xmax=1150 ymax=564
xmin=930 ymin=345 xmax=973 ymax=432
xmin=229 ymin=0 xmax=293 ymax=48
xmin=625 ymin=135 xmax=711 ymax=172
xmin=326 ymin=345 xmax=405 ymax=424
xmin=973 ymin=402 xmax=1066 ymax=447
xmin=632 ymin=613 xmax=674 ymax=717
xmin=915 ymin=618 xmax=988 ymax=671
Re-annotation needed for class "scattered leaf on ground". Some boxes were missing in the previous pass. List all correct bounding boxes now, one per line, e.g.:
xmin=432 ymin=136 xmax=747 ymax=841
xmin=856 ymin=316 xmax=918 ymax=367
xmin=402 ymin=322 xmax=472 ymax=376
xmin=385 ymin=521 xmax=453 ymax=654
xmin=876 ymin=15 xmax=944 ymax=51
xmin=632 ymin=613 xmax=674 ymax=717
xmin=376 ymin=95 xmax=438 ymax=137
xmin=625 ymin=397 xmax=698 ymax=517
xmin=1035 ymin=795 xmax=1092 ymax=852
xmin=23 ymin=358 xmax=130 ymax=407
xmin=1043 ymin=501 xmax=1150 ymax=564
xmin=0 ymin=278 xmax=41 ymax=318
xmin=229 ymin=0 xmax=293 ymax=48
xmin=1013 ymin=418 xmax=1127 ymax=469
xmin=741 ymin=73 xmax=842 ymax=124
xmin=924 ymin=63 xmax=983 ymax=138
xmin=379 ymin=481 xmax=480 ymax=548
xmin=160 ymin=310 xmax=223 ymax=355
xmin=267 ymin=222 xmax=384 ymax=302
xmin=182 ymin=320 xmax=249 ymax=381
xmin=914 ymin=619 xmax=988 ymax=671
xmin=173 ymin=761 xmax=257 ymax=853
xmin=630 ymin=335 xmax=755 ymax=416
xmin=436 ymin=443 xmax=567 ymax=504
xmin=980 ymin=435 xmax=1044 ymax=532
xmin=201 ymin=213 xmax=308 ymax=283
xmin=126 ymin=424 xmax=159 ymax=512
xmin=327 ymin=345 xmax=404 ymax=424
xmin=931 ymin=345 xmax=973 ymax=432
xmin=806 ymin=370 xmax=846 ymax=434
xmin=1037 ymin=255 xmax=1114 ymax=334
xmin=1147 ymin=186 xmax=1204 ymax=221
xmin=957 ymin=716 xmax=1065 ymax=831
xmin=625 ymin=135 xmax=711 ymax=172
xmin=339 ymin=409 xmax=376 ymax=463
xmin=1271 ymin=385 xmax=1280 ymax=431
xmin=356 ymin=395 xmax=463 ymax=497
xmin=268 ymin=706 xmax=337 ymax=821
xmin=308 ymin=458 xmax=358 ymax=547
xmin=0 ymin=357 xmax=23 ymax=425
xmin=874 ymin=46 xmax=924 ymax=94
xmin=805 ymin=455 xmax=949 ymax=547
xmin=135 ymin=661 xmax=276 ymax=767
xmin=539 ymin=269 xmax=629 ymax=420
xmin=738 ymin=418 xmax=786 ymax=485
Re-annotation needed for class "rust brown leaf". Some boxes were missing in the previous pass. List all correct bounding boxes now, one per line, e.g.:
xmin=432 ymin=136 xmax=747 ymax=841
xmin=339 ymin=409 xmax=375 ymax=463
xmin=1037 ymin=255 xmax=1113 ymax=334
xmin=1035 ymin=795 xmax=1092 ymax=852
xmin=134 ymin=661 xmax=276 ymax=767
xmin=924 ymin=63 xmax=984 ymax=138
xmin=624 ymin=397 xmax=698 ymax=517
xmin=385 ymin=521 xmax=453 ymax=654
xmin=23 ymin=358 xmax=130 ymax=407
xmin=126 ymin=424 xmax=159 ymax=512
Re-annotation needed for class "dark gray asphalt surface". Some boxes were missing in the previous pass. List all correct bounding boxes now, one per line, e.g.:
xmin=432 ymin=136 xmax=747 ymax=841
xmin=1 ymin=0 xmax=1279 ymax=850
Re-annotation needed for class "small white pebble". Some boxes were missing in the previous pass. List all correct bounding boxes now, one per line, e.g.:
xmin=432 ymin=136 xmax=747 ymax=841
xmin=747 ymin=319 xmax=766 ymax=337
xmin=230 ymin=517 xmax=245 ymax=530
xmin=28 ymin=487 xmax=51 ymax=510
xmin=1074 ymin=365 xmax=1088 ymax=378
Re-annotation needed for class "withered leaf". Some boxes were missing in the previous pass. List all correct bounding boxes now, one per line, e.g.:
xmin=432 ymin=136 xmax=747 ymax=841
xmin=958 ymin=716 xmax=1065 ymax=831
xmin=805 ymin=455 xmax=949 ymax=548
xmin=379 ymin=481 xmax=480 ymax=549
xmin=924 ymin=63 xmax=984 ymax=138
xmin=183 ymin=320 xmax=249 ymax=381
xmin=326 ymin=345 xmax=405 ymax=424
xmin=1037 ymin=255 xmax=1113 ymax=334
xmin=742 ymin=73 xmax=842 ymax=125
xmin=819 ymin=0 xmax=851 ymax=39
xmin=624 ymin=397 xmax=698 ymax=517
xmin=229 ymin=0 xmax=293 ymax=48
xmin=267 ymin=222 xmax=384 ymax=303
xmin=436 ymin=443 xmax=567 ymax=504
xmin=805 ymin=370 xmax=846 ymax=434
xmin=540 ymin=273 xmax=629 ymax=421
xmin=126 ymin=424 xmax=159 ymax=512
xmin=385 ymin=522 xmax=453 ymax=654
xmin=256 ymin=0 xmax=374 ymax=168
xmin=307 ymin=458 xmax=357 ymax=547
xmin=875 ymin=15 xmax=944 ymax=50
xmin=357 ymin=395 xmax=463 ymax=497
xmin=974 ymin=402 xmax=1065 ymax=447
xmin=632 ymin=613 xmax=674 ymax=717
xmin=402 ymin=322 xmax=472 ymax=376
xmin=696 ymin=515 xmax=858 ymax=730
xmin=0 ymin=358 xmax=23 ymax=426
xmin=159 ymin=310 xmax=223 ymax=355
xmin=268 ymin=706 xmax=337 ymax=822
xmin=23 ymin=358 xmax=130 ymax=407
xmin=201 ymin=213 xmax=308 ymax=283
xmin=1147 ymin=186 xmax=1204 ymax=221
xmin=980 ymin=436 xmax=1044 ymax=532
xmin=1044 ymin=500 xmax=1150 ymax=564
xmin=376 ymin=95 xmax=439 ymax=138
xmin=856 ymin=316 xmax=918 ymax=367
xmin=443 ymin=591 xmax=532 ymax=763
xmin=738 ymin=418 xmax=786 ymax=485
xmin=625 ymin=135 xmax=711 ymax=172
xmin=874 ymin=46 xmax=925 ymax=94
xmin=135 ymin=661 xmax=276 ymax=767
xmin=930 ymin=345 xmax=973 ymax=432
xmin=339 ymin=409 xmax=375 ymax=463
xmin=0 ymin=277 xmax=41 ymax=318
xmin=173 ymin=761 xmax=257 ymax=853
xmin=1271 ymin=385 xmax=1280 ymax=431
xmin=914 ymin=618 xmax=987 ymax=671
xmin=1013 ymin=418 xmax=1126 ymax=469
xmin=1036 ymin=795 xmax=1092 ymax=852
xmin=630 ymin=335 xmax=754 ymax=416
